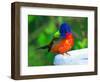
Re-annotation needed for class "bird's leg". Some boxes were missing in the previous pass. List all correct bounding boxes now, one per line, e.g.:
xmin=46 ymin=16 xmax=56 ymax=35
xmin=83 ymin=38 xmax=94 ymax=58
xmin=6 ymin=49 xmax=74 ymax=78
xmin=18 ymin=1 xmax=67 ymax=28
xmin=62 ymin=53 xmax=65 ymax=55
xmin=62 ymin=53 xmax=70 ymax=56
xmin=66 ymin=52 xmax=70 ymax=56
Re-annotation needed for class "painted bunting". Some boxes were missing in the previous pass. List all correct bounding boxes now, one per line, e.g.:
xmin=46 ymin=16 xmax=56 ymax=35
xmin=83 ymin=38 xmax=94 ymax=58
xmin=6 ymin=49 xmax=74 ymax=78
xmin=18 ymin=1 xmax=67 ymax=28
xmin=38 ymin=22 xmax=74 ymax=55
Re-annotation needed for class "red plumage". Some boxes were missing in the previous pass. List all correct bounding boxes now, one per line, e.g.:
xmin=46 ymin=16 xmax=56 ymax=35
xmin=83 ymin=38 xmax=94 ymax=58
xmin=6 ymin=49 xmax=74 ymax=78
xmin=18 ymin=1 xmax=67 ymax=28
xmin=51 ymin=33 xmax=74 ymax=54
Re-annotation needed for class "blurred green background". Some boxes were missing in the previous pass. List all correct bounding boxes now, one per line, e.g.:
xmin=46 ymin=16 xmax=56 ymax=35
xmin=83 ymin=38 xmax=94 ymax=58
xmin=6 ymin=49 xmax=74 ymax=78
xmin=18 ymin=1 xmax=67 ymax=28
xmin=28 ymin=15 xmax=88 ymax=66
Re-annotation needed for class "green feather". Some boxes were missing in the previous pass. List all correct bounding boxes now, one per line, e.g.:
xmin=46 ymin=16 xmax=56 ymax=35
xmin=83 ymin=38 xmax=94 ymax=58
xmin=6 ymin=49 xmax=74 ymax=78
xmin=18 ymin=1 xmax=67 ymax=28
xmin=54 ymin=31 xmax=60 ymax=38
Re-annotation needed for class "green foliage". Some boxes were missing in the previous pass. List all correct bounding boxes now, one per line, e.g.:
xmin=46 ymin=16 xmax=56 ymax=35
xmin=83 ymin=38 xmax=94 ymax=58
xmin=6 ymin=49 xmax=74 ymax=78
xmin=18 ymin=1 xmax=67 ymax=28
xmin=28 ymin=15 xmax=88 ymax=66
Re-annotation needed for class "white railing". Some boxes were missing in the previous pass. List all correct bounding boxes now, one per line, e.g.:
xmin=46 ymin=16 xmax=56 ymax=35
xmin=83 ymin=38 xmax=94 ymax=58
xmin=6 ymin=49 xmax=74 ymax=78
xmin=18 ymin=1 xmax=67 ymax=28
xmin=54 ymin=48 xmax=88 ymax=65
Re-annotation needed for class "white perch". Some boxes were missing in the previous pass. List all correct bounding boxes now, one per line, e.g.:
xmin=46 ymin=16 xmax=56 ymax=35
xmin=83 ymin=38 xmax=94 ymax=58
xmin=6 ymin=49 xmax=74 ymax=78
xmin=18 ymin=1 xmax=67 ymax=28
xmin=54 ymin=48 xmax=88 ymax=65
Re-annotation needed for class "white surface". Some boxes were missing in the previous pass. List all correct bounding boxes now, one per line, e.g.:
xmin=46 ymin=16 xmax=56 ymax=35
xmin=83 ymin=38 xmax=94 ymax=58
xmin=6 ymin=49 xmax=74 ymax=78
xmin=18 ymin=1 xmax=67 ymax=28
xmin=54 ymin=49 xmax=88 ymax=65
xmin=0 ymin=0 xmax=100 ymax=82
xmin=20 ymin=4 xmax=94 ymax=75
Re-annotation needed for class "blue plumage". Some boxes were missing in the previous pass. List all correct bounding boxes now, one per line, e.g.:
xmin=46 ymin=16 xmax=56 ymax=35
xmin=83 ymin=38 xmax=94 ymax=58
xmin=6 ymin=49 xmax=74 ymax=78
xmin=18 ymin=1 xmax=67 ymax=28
xmin=59 ymin=23 xmax=72 ymax=38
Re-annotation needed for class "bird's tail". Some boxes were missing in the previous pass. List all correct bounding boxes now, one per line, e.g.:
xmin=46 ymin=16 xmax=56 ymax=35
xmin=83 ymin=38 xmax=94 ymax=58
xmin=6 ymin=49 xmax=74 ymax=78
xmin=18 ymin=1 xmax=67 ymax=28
xmin=36 ymin=45 xmax=52 ymax=52
xmin=37 ymin=45 xmax=49 ymax=50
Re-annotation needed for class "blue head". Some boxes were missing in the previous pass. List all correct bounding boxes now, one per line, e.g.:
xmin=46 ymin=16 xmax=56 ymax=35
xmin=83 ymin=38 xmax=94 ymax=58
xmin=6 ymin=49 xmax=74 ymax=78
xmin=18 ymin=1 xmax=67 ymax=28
xmin=59 ymin=22 xmax=72 ymax=38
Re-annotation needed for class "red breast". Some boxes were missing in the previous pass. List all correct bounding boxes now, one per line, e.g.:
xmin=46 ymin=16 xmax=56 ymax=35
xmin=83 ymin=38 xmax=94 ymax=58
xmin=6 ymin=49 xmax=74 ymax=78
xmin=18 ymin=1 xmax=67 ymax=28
xmin=51 ymin=33 xmax=74 ymax=54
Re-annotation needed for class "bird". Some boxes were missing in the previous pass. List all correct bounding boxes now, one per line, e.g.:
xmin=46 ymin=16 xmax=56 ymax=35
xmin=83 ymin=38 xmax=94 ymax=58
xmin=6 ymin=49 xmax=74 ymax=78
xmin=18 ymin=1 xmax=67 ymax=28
xmin=37 ymin=22 xmax=74 ymax=55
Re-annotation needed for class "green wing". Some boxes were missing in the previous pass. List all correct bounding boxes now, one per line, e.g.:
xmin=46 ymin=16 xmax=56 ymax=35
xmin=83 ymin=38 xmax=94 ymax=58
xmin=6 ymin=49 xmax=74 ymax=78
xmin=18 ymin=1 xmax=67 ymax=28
xmin=53 ymin=31 xmax=60 ymax=38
